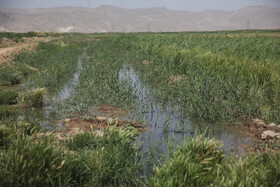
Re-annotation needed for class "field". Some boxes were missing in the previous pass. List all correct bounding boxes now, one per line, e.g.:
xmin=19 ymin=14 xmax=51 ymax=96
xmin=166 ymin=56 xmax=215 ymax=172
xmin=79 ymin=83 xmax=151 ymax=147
xmin=0 ymin=30 xmax=280 ymax=186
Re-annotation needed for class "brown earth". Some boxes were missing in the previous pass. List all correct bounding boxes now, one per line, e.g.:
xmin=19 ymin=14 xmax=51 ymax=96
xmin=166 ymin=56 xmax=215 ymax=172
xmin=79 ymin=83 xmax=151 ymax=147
xmin=240 ymin=118 xmax=280 ymax=153
xmin=0 ymin=36 xmax=59 ymax=64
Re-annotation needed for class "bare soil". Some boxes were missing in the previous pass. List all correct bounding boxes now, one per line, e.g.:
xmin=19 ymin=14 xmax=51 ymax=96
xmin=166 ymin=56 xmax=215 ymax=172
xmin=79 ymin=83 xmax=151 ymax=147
xmin=0 ymin=37 xmax=59 ymax=64
xmin=240 ymin=119 xmax=280 ymax=152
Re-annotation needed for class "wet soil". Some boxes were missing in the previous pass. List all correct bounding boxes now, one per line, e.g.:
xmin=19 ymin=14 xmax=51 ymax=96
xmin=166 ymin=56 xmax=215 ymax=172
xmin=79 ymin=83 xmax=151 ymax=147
xmin=240 ymin=119 xmax=280 ymax=152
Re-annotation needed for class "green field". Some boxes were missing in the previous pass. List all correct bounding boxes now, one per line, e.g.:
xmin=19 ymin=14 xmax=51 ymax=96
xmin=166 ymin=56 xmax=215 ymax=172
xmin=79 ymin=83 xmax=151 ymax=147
xmin=0 ymin=31 xmax=280 ymax=186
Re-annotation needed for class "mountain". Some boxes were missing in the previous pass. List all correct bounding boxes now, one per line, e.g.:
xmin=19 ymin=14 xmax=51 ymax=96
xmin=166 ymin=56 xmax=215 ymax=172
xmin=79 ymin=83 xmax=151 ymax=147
xmin=0 ymin=5 xmax=279 ymax=32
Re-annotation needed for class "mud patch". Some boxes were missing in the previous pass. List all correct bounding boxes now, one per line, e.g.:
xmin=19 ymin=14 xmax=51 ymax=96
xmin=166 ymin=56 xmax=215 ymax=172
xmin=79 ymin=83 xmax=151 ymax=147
xmin=37 ymin=117 xmax=147 ymax=142
xmin=241 ymin=118 xmax=280 ymax=152
xmin=59 ymin=116 xmax=147 ymax=136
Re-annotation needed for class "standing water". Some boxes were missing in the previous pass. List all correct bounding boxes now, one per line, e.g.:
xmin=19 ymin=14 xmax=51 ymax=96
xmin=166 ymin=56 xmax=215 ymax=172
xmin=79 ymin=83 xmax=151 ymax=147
xmin=118 ymin=65 xmax=250 ymax=158
xmin=39 ymin=52 xmax=84 ymax=128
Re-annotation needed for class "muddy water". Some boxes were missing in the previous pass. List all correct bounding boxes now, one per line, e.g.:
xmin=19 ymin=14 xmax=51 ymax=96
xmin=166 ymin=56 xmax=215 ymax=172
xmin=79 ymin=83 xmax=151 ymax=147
xmin=118 ymin=65 xmax=250 ymax=156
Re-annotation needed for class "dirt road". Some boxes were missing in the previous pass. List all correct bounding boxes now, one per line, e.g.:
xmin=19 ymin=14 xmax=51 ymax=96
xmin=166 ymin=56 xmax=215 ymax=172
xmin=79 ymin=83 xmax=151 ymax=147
xmin=0 ymin=37 xmax=56 ymax=64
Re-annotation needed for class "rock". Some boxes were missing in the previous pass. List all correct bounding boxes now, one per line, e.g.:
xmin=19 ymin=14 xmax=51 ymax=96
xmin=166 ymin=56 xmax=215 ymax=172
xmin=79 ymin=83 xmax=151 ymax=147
xmin=276 ymin=133 xmax=280 ymax=139
xmin=97 ymin=116 xmax=106 ymax=122
xmin=64 ymin=118 xmax=71 ymax=123
xmin=261 ymin=130 xmax=276 ymax=140
xmin=267 ymin=123 xmax=276 ymax=127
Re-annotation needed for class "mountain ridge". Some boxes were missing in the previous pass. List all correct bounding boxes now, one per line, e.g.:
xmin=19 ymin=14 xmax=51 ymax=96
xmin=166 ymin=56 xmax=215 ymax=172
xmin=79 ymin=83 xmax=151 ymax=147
xmin=0 ymin=5 xmax=279 ymax=33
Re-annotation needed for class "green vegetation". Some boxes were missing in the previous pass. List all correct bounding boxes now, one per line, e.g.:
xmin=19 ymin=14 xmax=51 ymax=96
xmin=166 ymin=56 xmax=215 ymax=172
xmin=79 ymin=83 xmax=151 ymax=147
xmin=0 ymin=105 xmax=18 ymax=119
xmin=0 ymin=125 xmax=141 ymax=186
xmin=147 ymin=135 xmax=280 ymax=186
xmin=0 ymin=63 xmax=34 ymax=86
xmin=13 ymin=39 xmax=82 ymax=93
xmin=65 ymin=40 xmax=135 ymax=114
xmin=22 ymin=88 xmax=46 ymax=108
xmin=0 ymin=89 xmax=18 ymax=105
xmin=113 ymin=32 xmax=280 ymax=124
xmin=0 ymin=31 xmax=279 ymax=186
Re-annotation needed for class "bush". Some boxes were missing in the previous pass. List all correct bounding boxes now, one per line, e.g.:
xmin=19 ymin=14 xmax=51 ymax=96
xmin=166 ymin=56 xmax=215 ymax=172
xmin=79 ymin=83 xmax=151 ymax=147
xmin=0 ymin=89 xmax=18 ymax=105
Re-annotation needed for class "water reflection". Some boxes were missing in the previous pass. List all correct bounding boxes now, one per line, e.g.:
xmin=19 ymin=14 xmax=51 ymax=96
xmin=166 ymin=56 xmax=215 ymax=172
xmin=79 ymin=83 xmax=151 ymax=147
xmin=118 ymin=65 xmax=249 ymax=157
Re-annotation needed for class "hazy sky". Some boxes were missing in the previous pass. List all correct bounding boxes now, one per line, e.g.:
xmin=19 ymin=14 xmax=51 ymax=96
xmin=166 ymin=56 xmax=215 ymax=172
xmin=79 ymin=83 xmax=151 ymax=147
xmin=0 ymin=0 xmax=280 ymax=11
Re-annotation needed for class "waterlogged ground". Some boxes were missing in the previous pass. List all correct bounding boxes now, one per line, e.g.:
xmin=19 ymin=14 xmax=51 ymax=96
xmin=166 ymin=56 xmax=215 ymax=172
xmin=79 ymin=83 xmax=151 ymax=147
xmin=118 ymin=65 xmax=249 ymax=155
xmin=1 ymin=31 xmax=280 ymax=186
xmin=8 ymin=31 xmax=278 ymax=154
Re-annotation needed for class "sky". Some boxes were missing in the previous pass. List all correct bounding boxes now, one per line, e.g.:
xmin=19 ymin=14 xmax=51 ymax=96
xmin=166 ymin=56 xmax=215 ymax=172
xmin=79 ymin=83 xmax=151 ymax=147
xmin=0 ymin=0 xmax=280 ymax=11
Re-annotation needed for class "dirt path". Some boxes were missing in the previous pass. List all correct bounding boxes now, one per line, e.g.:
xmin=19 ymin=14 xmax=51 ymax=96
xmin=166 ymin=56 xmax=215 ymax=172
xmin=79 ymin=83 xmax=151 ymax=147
xmin=0 ymin=37 xmax=58 ymax=64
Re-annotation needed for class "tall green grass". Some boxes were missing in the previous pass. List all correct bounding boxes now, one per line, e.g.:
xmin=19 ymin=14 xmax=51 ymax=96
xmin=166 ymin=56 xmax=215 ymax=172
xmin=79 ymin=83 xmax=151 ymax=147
xmin=13 ymin=39 xmax=82 ymax=93
xmin=0 ymin=125 xmax=142 ymax=186
xmin=64 ymin=40 xmax=135 ymax=114
xmin=147 ymin=135 xmax=280 ymax=186
xmin=113 ymin=32 xmax=280 ymax=123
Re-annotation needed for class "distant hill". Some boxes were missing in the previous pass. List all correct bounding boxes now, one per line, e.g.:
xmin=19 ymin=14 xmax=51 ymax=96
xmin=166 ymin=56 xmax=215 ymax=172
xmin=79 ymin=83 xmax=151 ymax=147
xmin=0 ymin=5 xmax=279 ymax=32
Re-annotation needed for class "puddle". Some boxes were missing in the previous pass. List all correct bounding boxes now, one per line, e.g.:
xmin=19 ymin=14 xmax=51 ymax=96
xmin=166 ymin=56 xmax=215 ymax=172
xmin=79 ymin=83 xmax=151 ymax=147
xmin=118 ymin=65 xmax=250 ymax=158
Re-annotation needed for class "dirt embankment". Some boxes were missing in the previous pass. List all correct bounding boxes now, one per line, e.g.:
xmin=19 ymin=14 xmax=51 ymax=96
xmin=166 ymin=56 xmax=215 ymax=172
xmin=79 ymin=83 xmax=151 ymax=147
xmin=40 ymin=105 xmax=147 ymax=141
xmin=0 ymin=37 xmax=58 ymax=64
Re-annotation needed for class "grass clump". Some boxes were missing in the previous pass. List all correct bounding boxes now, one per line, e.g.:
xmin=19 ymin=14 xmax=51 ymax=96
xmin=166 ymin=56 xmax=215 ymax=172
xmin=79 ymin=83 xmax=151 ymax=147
xmin=147 ymin=135 xmax=224 ymax=186
xmin=147 ymin=135 xmax=280 ymax=186
xmin=0 ymin=89 xmax=18 ymax=105
xmin=0 ymin=65 xmax=23 ymax=86
xmin=66 ymin=127 xmax=141 ymax=186
xmin=0 ymin=133 xmax=73 ymax=186
xmin=22 ymin=88 xmax=46 ymax=108
xmin=0 ymin=126 xmax=141 ymax=186
xmin=0 ymin=105 xmax=18 ymax=119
